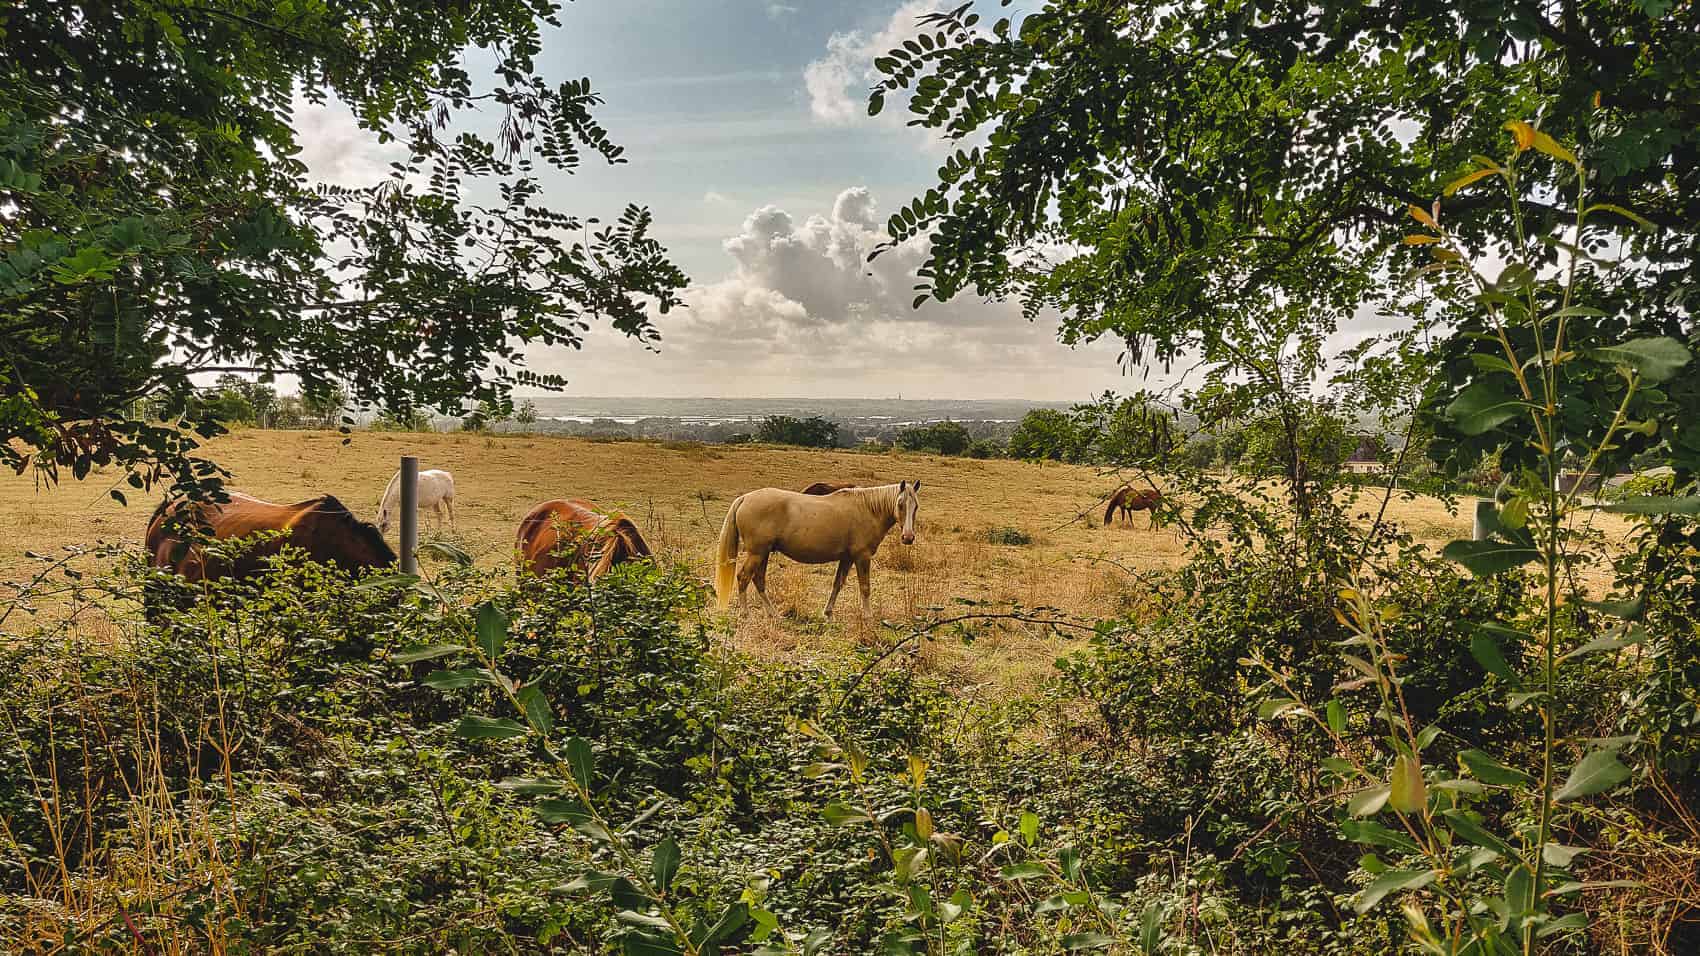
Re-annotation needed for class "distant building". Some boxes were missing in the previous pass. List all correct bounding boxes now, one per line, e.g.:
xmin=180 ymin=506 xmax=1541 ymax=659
xmin=1342 ymin=434 xmax=1386 ymax=475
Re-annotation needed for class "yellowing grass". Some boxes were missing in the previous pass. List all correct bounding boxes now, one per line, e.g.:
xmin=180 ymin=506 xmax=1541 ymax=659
xmin=0 ymin=429 xmax=1578 ymax=689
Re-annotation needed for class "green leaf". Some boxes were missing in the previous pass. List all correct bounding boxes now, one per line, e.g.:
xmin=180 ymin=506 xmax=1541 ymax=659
xmin=1559 ymin=626 xmax=1647 ymax=661
xmin=1441 ymin=810 xmax=1516 ymax=857
xmin=1019 ymin=810 xmax=1039 ymax=846
xmin=651 ymin=837 xmax=680 ymax=893
xmin=1061 ymin=932 xmax=1116 ymax=950
xmin=1504 ymin=865 xmax=1537 ymax=916
xmin=695 ymin=902 xmax=750 ymax=947
xmin=422 ymin=667 xmax=501 ymax=690
xmin=1597 ymin=495 xmax=1700 ymax=516
xmin=393 ymin=643 xmax=464 ymax=664
xmin=1590 ymin=337 xmax=1692 ymax=383
xmin=1541 ymin=843 xmax=1588 ymax=867
xmin=1537 ymin=912 xmax=1589 ymax=938
xmin=476 ymin=602 xmax=509 ymax=659
xmin=454 ymin=715 xmax=528 ymax=740
xmin=822 ymin=801 xmax=871 ymax=827
xmin=565 ymin=737 xmax=595 ymax=789
xmin=1347 ymin=785 xmax=1390 ymax=817
xmin=1389 ymin=756 xmax=1426 ymax=814
xmin=1340 ymin=819 xmax=1420 ymax=853
xmin=498 ymin=776 xmax=567 ymax=796
xmin=1586 ymin=202 xmax=1655 ymax=231
xmin=1354 ymin=868 xmax=1437 ymax=913
xmin=1447 ymin=381 xmax=1532 ymax=435
xmin=1470 ymin=630 xmax=1518 ymax=682
xmin=517 ymin=685 xmax=554 ymax=734
xmin=559 ymin=869 xmax=620 ymax=894
xmin=998 ymin=861 xmax=1049 ymax=881
xmin=1444 ymin=539 xmax=1540 ymax=576
xmin=1458 ymin=750 xmax=1533 ymax=787
xmin=1553 ymin=749 xmax=1630 ymax=802
xmin=1326 ymin=699 xmax=1346 ymax=734
xmin=1579 ymin=594 xmax=1645 ymax=621
xmin=536 ymin=798 xmax=589 ymax=825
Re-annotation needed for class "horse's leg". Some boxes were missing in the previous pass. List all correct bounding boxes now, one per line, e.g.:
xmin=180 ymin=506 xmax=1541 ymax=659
xmin=752 ymin=552 xmax=780 ymax=618
xmin=823 ymin=556 xmax=851 ymax=618
xmin=736 ymin=552 xmax=758 ymax=608
xmin=446 ymin=495 xmax=456 ymax=529
xmin=854 ymin=556 xmax=872 ymax=617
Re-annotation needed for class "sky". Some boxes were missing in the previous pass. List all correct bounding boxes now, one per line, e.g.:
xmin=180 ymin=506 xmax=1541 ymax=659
xmin=293 ymin=1 xmax=1139 ymax=402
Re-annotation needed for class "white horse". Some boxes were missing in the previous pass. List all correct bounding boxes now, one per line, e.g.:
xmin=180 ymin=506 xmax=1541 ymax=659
xmin=377 ymin=468 xmax=457 ymax=535
xmin=713 ymin=481 xmax=920 ymax=618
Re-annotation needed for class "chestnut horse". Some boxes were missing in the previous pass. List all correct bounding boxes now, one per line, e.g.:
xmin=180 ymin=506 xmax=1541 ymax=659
xmin=714 ymin=481 xmax=920 ymax=618
xmin=515 ymin=499 xmax=652 ymax=580
xmin=146 ymin=492 xmax=396 ymax=582
xmin=1104 ymin=486 xmax=1163 ymax=528
xmin=800 ymin=481 xmax=857 ymax=495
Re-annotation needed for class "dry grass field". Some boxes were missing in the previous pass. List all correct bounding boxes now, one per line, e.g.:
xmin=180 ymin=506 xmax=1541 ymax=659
xmin=0 ymin=428 xmax=1603 ymax=691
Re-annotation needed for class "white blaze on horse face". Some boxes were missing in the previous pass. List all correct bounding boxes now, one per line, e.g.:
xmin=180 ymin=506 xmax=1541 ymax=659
xmin=899 ymin=480 xmax=919 ymax=544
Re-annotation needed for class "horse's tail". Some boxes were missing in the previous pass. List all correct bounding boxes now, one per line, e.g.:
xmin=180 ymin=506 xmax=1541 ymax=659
xmin=713 ymin=495 xmax=743 ymax=610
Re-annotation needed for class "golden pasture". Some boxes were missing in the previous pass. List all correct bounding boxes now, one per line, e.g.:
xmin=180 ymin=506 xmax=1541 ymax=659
xmin=0 ymin=429 xmax=1515 ymax=689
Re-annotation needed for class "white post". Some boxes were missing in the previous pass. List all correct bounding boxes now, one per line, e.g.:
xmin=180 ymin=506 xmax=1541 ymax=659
xmin=1473 ymin=498 xmax=1495 ymax=541
xmin=400 ymin=455 xmax=419 ymax=574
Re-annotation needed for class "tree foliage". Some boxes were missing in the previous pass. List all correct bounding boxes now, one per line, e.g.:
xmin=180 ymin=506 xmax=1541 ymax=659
xmin=0 ymin=0 xmax=685 ymax=494
xmin=896 ymin=419 xmax=971 ymax=456
xmin=755 ymin=415 xmax=839 ymax=449
xmin=870 ymin=1 xmax=1697 ymax=370
xmin=1007 ymin=408 xmax=1086 ymax=462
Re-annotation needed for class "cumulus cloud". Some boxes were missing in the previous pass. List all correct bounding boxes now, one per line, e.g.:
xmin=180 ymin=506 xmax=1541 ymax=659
xmin=291 ymin=93 xmax=404 ymax=188
xmin=803 ymin=2 xmax=942 ymax=125
xmin=549 ymin=186 xmax=1130 ymax=397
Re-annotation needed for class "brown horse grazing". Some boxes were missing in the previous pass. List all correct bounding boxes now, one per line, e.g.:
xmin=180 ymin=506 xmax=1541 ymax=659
xmin=800 ymin=481 xmax=858 ymax=496
xmin=145 ymin=492 xmax=396 ymax=582
xmin=1104 ymin=486 xmax=1163 ymax=528
xmin=714 ymin=481 xmax=920 ymax=618
xmin=515 ymin=499 xmax=652 ymax=581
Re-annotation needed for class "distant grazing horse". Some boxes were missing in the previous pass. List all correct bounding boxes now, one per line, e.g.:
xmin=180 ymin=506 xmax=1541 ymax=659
xmin=515 ymin=499 xmax=652 ymax=581
xmin=146 ymin=492 xmax=396 ymax=583
xmin=377 ymin=468 xmax=456 ymax=535
xmin=1104 ymin=486 xmax=1163 ymax=528
xmin=801 ymin=481 xmax=858 ymax=495
xmin=714 ymin=481 xmax=920 ymax=618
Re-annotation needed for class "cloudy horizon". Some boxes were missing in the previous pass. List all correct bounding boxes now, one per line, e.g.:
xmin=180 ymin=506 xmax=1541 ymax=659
xmin=290 ymin=1 xmax=1163 ymax=403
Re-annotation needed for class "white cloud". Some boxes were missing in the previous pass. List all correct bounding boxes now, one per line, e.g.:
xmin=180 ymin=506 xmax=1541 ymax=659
xmin=803 ymin=2 xmax=942 ymax=125
xmin=765 ymin=2 xmax=798 ymax=19
xmin=290 ymin=93 xmax=404 ymax=188
xmin=525 ymin=186 xmax=1132 ymax=399
xmin=702 ymin=190 xmax=735 ymax=205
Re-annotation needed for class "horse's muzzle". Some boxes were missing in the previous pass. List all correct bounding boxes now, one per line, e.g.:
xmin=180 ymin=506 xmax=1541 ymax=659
xmin=901 ymin=532 xmax=914 ymax=544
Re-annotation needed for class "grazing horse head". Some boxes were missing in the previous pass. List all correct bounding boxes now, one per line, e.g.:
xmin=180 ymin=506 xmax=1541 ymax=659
xmin=897 ymin=479 xmax=921 ymax=544
xmin=516 ymin=498 xmax=652 ymax=581
xmin=304 ymin=496 xmax=397 ymax=572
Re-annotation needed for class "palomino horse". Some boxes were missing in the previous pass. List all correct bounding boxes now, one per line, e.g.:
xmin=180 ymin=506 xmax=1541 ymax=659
xmin=800 ymin=481 xmax=857 ymax=495
xmin=377 ymin=468 xmax=456 ymax=535
xmin=713 ymin=481 xmax=920 ymax=618
xmin=1104 ymin=486 xmax=1163 ymax=528
xmin=515 ymin=499 xmax=652 ymax=580
xmin=146 ymin=492 xmax=396 ymax=582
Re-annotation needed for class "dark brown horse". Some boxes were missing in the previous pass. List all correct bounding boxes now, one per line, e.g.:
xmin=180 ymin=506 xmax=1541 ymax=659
xmin=515 ymin=499 xmax=653 ymax=580
xmin=800 ymin=481 xmax=858 ymax=496
xmin=145 ymin=492 xmax=396 ymax=582
xmin=1104 ymin=486 xmax=1163 ymax=528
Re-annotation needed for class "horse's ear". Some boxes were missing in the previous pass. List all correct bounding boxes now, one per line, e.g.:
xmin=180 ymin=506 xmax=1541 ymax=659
xmin=899 ymin=479 xmax=907 ymax=492
xmin=912 ymin=480 xmax=921 ymax=491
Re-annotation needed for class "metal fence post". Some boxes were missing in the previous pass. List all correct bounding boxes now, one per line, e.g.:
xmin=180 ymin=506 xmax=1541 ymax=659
xmin=1473 ymin=498 xmax=1495 ymax=541
xmin=400 ymin=455 xmax=418 ymax=574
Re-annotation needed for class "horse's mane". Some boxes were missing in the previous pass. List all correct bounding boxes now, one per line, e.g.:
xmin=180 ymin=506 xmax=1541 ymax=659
xmin=590 ymin=515 xmax=652 ymax=579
